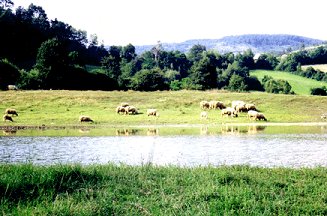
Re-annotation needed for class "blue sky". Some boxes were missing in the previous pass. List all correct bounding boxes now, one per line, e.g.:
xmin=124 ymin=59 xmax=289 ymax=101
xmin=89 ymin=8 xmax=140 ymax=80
xmin=13 ymin=0 xmax=327 ymax=45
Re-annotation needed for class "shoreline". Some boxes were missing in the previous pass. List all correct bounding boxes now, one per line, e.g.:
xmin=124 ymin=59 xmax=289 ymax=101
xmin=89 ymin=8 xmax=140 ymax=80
xmin=1 ymin=122 xmax=327 ymax=131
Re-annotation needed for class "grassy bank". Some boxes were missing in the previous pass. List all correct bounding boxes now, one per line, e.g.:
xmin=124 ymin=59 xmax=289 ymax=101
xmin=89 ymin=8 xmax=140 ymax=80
xmin=0 ymin=90 xmax=327 ymax=126
xmin=0 ymin=164 xmax=326 ymax=215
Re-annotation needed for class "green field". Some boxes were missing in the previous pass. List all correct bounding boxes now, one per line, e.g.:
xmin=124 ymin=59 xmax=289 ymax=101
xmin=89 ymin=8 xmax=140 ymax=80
xmin=0 ymin=90 xmax=327 ymax=126
xmin=0 ymin=164 xmax=326 ymax=215
xmin=250 ymin=70 xmax=327 ymax=95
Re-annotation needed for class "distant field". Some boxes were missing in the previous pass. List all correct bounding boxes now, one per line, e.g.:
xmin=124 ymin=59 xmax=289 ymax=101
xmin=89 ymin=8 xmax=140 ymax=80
xmin=250 ymin=70 xmax=327 ymax=95
xmin=301 ymin=64 xmax=327 ymax=73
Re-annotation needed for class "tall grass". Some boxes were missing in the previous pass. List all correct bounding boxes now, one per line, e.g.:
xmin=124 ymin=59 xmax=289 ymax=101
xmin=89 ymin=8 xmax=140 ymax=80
xmin=1 ymin=164 xmax=326 ymax=215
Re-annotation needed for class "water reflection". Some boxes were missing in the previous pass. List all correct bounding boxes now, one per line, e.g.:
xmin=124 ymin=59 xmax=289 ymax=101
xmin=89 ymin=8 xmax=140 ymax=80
xmin=0 ymin=133 xmax=326 ymax=167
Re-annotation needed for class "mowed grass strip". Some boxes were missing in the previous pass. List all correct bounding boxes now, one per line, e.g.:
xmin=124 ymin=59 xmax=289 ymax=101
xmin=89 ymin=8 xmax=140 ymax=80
xmin=0 ymin=90 xmax=326 ymax=126
xmin=250 ymin=69 xmax=327 ymax=95
xmin=0 ymin=164 xmax=326 ymax=215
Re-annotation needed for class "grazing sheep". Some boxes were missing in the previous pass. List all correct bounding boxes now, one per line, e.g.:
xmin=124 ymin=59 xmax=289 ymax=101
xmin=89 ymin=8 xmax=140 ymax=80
xmin=245 ymin=103 xmax=256 ymax=111
xmin=3 ymin=114 xmax=13 ymax=122
xmin=321 ymin=114 xmax=327 ymax=119
xmin=200 ymin=111 xmax=208 ymax=119
xmin=116 ymin=106 xmax=127 ymax=114
xmin=79 ymin=115 xmax=93 ymax=123
xmin=5 ymin=108 xmax=18 ymax=116
xmin=209 ymin=101 xmax=226 ymax=110
xmin=221 ymin=107 xmax=238 ymax=117
xmin=255 ymin=113 xmax=267 ymax=121
xmin=125 ymin=106 xmax=138 ymax=115
xmin=147 ymin=109 xmax=158 ymax=116
xmin=7 ymin=85 xmax=18 ymax=90
xmin=235 ymin=104 xmax=247 ymax=113
xmin=200 ymin=101 xmax=210 ymax=110
xmin=247 ymin=110 xmax=258 ymax=119
xmin=248 ymin=110 xmax=267 ymax=121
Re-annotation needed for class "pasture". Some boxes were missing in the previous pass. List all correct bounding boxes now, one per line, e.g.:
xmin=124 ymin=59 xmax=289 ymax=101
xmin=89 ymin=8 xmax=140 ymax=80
xmin=0 ymin=90 xmax=326 ymax=126
xmin=250 ymin=69 xmax=327 ymax=95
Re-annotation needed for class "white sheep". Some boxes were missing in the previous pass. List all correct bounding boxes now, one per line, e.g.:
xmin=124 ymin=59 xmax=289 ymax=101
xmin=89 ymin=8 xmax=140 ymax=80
xmin=147 ymin=109 xmax=159 ymax=117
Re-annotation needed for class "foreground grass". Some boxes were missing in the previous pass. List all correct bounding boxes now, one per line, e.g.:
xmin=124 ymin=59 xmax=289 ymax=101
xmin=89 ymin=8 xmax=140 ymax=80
xmin=250 ymin=70 xmax=327 ymax=95
xmin=0 ymin=90 xmax=327 ymax=126
xmin=0 ymin=164 xmax=326 ymax=215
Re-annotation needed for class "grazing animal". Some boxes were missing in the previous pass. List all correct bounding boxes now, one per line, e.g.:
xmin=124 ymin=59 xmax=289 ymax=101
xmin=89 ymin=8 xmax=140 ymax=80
xmin=116 ymin=106 xmax=127 ymax=114
xmin=200 ymin=111 xmax=208 ymax=119
xmin=79 ymin=116 xmax=93 ymax=123
xmin=247 ymin=110 xmax=258 ymax=119
xmin=321 ymin=114 xmax=327 ymax=119
xmin=3 ymin=114 xmax=13 ymax=122
xmin=245 ymin=103 xmax=256 ymax=111
xmin=5 ymin=108 xmax=18 ymax=116
xmin=248 ymin=110 xmax=267 ymax=121
xmin=209 ymin=101 xmax=226 ymax=110
xmin=221 ymin=107 xmax=238 ymax=117
xmin=7 ymin=85 xmax=18 ymax=90
xmin=255 ymin=113 xmax=267 ymax=121
xmin=147 ymin=109 xmax=158 ymax=116
xmin=126 ymin=106 xmax=138 ymax=115
xmin=200 ymin=101 xmax=210 ymax=110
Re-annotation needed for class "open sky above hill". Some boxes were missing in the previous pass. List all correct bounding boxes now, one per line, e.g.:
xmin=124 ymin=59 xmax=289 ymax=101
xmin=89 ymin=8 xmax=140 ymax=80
xmin=13 ymin=0 xmax=327 ymax=46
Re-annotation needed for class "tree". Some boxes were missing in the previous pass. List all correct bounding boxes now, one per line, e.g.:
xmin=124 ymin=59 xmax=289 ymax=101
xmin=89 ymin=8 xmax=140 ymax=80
xmin=310 ymin=87 xmax=327 ymax=96
xmin=35 ymin=38 xmax=68 ymax=88
xmin=0 ymin=59 xmax=20 ymax=90
xmin=101 ymin=45 xmax=122 ymax=80
xmin=188 ymin=44 xmax=206 ymax=63
xmin=189 ymin=54 xmax=217 ymax=90
xmin=228 ymin=74 xmax=248 ymax=92
xmin=131 ymin=68 xmax=168 ymax=91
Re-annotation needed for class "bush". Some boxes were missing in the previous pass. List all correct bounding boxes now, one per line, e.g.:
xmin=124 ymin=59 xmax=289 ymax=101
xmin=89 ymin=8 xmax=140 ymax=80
xmin=310 ymin=87 xmax=327 ymax=96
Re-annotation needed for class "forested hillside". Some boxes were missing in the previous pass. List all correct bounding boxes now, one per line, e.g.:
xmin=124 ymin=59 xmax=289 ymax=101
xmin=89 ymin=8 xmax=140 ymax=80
xmin=135 ymin=35 xmax=325 ymax=54
xmin=1 ymin=0 xmax=327 ymax=95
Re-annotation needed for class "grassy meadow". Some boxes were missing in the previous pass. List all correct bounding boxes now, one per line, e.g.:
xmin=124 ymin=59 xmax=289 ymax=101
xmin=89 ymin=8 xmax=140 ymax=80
xmin=1 ymin=164 xmax=327 ymax=215
xmin=250 ymin=70 xmax=327 ymax=95
xmin=0 ymin=90 xmax=327 ymax=127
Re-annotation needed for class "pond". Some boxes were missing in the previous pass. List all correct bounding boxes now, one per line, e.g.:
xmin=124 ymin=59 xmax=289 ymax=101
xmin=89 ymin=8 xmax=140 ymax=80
xmin=0 ymin=125 xmax=326 ymax=167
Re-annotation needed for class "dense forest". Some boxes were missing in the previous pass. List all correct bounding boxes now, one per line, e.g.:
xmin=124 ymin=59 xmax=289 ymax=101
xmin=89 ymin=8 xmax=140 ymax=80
xmin=1 ymin=1 xmax=327 ymax=95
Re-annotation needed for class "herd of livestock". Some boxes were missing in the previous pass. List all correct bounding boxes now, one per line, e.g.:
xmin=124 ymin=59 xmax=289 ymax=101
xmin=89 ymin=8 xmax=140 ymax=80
xmin=199 ymin=100 xmax=267 ymax=121
xmin=2 ymin=100 xmax=261 ymax=124
xmin=3 ymin=99 xmax=327 ymax=123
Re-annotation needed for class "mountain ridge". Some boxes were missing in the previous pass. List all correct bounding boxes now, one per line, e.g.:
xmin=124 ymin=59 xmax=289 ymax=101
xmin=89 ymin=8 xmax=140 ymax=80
xmin=134 ymin=34 xmax=325 ymax=55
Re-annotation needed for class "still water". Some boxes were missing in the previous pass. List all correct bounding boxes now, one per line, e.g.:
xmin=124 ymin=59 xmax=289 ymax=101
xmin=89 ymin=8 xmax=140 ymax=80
xmin=0 ymin=125 xmax=326 ymax=167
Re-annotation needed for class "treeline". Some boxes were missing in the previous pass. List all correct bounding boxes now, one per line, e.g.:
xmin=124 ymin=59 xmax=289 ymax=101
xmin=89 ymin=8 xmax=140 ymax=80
xmin=1 ymin=1 xmax=327 ymax=94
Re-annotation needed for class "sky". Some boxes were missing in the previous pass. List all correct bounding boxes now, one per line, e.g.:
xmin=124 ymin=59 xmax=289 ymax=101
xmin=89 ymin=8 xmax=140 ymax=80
xmin=13 ymin=0 xmax=327 ymax=46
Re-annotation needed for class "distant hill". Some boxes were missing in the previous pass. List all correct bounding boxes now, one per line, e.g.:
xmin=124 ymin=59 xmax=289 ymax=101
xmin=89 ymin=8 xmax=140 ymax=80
xmin=134 ymin=34 xmax=325 ymax=55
